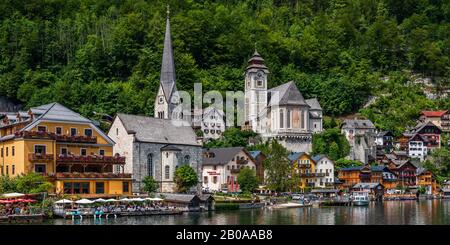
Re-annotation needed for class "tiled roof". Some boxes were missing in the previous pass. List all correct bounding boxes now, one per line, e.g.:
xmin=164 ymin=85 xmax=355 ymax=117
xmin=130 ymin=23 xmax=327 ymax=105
xmin=341 ymin=119 xmax=375 ymax=129
xmin=288 ymin=152 xmax=307 ymax=162
xmin=305 ymin=98 xmax=322 ymax=110
xmin=203 ymin=147 xmax=246 ymax=165
xmin=268 ymin=81 xmax=308 ymax=107
xmin=421 ymin=110 xmax=448 ymax=117
xmin=117 ymin=114 xmax=200 ymax=146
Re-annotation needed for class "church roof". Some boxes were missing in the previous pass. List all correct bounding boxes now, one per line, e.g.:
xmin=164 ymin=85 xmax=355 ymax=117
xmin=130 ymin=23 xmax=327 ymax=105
xmin=159 ymin=14 xmax=177 ymax=101
xmin=245 ymin=50 xmax=269 ymax=73
xmin=116 ymin=114 xmax=200 ymax=146
xmin=305 ymin=98 xmax=322 ymax=110
xmin=268 ymin=81 xmax=308 ymax=107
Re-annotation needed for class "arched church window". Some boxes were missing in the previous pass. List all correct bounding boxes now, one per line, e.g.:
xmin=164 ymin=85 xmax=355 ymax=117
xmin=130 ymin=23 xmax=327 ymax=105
xmin=287 ymin=109 xmax=291 ymax=128
xmin=165 ymin=165 xmax=170 ymax=179
xmin=280 ymin=109 xmax=284 ymax=128
xmin=147 ymin=154 xmax=153 ymax=177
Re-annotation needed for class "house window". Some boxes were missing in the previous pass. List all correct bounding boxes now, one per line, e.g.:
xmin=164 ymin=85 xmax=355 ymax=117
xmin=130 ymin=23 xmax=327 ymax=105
xmin=96 ymin=182 xmax=105 ymax=194
xmin=184 ymin=155 xmax=190 ymax=163
xmin=257 ymin=80 xmax=263 ymax=87
xmin=34 ymin=145 xmax=46 ymax=154
xmin=11 ymin=146 xmax=14 ymax=156
xmin=12 ymin=165 xmax=15 ymax=175
xmin=5 ymin=147 xmax=8 ymax=156
xmin=70 ymin=128 xmax=77 ymax=136
xmin=81 ymin=183 xmax=90 ymax=194
xmin=147 ymin=154 xmax=153 ymax=177
xmin=213 ymin=176 xmax=218 ymax=184
xmin=165 ymin=165 xmax=170 ymax=179
xmin=61 ymin=148 xmax=68 ymax=155
xmin=116 ymin=128 xmax=119 ymax=136
xmin=37 ymin=126 xmax=47 ymax=132
xmin=80 ymin=148 xmax=87 ymax=156
xmin=123 ymin=182 xmax=130 ymax=193
xmin=204 ymin=176 xmax=208 ymax=184
xmin=56 ymin=127 xmax=62 ymax=135
xmin=34 ymin=164 xmax=46 ymax=173
xmin=227 ymin=166 xmax=230 ymax=170
xmin=6 ymin=166 xmax=9 ymax=175
xmin=0 ymin=148 xmax=2 ymax=157
xmin=84 ymin=129 xmax=93 ymax=137
xmin=99 ymin=149 xmax=105 ymax=156
xmin=213 ymin=166 xmax=217 ymax=170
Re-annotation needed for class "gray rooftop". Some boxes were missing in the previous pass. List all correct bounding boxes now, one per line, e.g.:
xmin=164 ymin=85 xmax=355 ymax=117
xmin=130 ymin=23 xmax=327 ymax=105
xmin=342 ymin=119 xmax=375 ymax=129
xmin=268 ymin=81 xmax=308 ymax=107
xmin=305 ymin=98 xmax=322 ymax=110
xmin=203 ymin=147 xmax=246 ymax=165
xmin=353 ymin=183 xmax=383 ymax=189
xmin=157 ymin=193 xmax=199 ymax=203
xmin=117 ymin=113 xmax=200 ymax=146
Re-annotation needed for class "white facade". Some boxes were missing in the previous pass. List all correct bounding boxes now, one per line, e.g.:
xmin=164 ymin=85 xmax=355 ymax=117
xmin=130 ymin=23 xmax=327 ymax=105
xmin=314 ymin=156 xmax=335 ymax=188
xmin=408 ymin=141 xmax=427 ymax=161
xmin=201 ymin=107 xmax=226 ymax=140
xmin=109 ymin=117 xmax=135 ymax=175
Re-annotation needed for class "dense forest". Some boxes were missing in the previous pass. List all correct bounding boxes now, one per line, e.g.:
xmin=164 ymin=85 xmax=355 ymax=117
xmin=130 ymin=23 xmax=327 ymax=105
xmin=0 ymin=0 xmax=449 ymax=132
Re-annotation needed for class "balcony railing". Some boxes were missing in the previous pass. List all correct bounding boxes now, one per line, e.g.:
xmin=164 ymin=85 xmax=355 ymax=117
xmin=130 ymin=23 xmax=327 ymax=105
xmin=55 ymin=172 xmax=131 ymax=179
xmin=54 ymin=134 xmax=97 ymax=144
xmin=298 ymin=164 xmax=311 ymax=168
xmin=15 ymin=131 xmax=97 ymax=144
xmin=28 ymin=153 xmax=54 ymax=161
xmin=236 ymin=159 xmax=248 ymax=165
xmin=299 ymin=173 xmax=326 ymax=177
xmin=56 ymin=154 xmax=126 ymax=165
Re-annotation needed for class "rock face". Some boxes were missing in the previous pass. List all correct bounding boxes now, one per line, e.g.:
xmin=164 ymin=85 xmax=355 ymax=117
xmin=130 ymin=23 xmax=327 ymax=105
xmin=0 ymin=97 xmax=21 ymax=112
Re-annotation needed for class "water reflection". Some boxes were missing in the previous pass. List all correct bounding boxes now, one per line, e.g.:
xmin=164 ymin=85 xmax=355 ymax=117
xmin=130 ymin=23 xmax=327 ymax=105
xmin=47 ymin=200 xmax=450 ymax=225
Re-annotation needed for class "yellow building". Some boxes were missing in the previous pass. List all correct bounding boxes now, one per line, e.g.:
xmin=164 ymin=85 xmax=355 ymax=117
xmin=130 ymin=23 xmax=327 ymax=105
xmin=417 ymin=168 xmax=438 ymax=195
xmin=289 ymin=152 xmax=325 ymax=192
xmin=0 ymin=102 xmax=131 ymax=197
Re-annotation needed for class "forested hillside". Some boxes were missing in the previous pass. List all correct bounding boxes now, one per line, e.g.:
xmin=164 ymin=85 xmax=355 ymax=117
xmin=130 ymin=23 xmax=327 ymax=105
xmin=0 ymin=0 xmax=449 ymax=131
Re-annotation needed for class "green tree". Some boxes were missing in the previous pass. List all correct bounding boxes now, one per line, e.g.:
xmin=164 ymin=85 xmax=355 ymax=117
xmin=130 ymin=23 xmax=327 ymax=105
xmin=142 ymin=176 xmax=159 ymax=195
xmin=237 ymin=168 xmax=259 ymax=194
xmin=174 ymin=165 xmax=198 ymax=193
xmin=312 ymin=128 xmax=350 ymax=160
xmin=0 ymin=175 xmax=17 ymax=194
xmin=14 ymin=173 xmax=53 ymax=194
xmin=263 ymin=140 xmax=291 ymax=192
xmin=335 ymin=159 xmax=364 ymax=169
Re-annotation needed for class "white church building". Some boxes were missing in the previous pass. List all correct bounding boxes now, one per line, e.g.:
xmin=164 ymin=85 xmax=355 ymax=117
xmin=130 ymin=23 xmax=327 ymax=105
xmin=244 ymin=51 xmax=323 ymax=153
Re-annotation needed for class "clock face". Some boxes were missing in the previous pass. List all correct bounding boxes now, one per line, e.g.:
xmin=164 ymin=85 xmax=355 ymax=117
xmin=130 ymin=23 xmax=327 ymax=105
xmin=257 ymin=71 xmax=264 ymax=78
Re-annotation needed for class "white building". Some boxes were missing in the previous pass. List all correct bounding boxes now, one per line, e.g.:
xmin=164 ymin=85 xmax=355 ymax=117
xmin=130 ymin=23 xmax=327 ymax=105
xmin=341 ymin=119 xmax=377 ymax=164
xmin=244 ymin=50 xmax=323 ymax=153
xmin=200 ymin=107 xmax=225 ymax=141
xmin=202 ymin=147 xmax=257 ymax=192
xmin=311 ymin=155 xmax=335 ymax=188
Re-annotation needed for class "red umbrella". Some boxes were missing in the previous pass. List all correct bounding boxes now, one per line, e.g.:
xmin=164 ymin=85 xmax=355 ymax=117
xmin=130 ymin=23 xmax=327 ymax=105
xmin=19 ymin=199 xmax=36 ymax=203
xmin=0 ymin=199 xmax=15 ymax=204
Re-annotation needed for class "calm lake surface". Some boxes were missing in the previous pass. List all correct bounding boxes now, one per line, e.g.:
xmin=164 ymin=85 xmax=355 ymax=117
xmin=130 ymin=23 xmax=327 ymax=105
xmin=46 ymin=199 xmax=450 ymax=225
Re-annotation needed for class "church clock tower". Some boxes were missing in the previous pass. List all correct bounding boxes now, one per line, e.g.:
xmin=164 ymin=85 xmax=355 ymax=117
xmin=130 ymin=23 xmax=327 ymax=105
xmin=244 ymin=50 xmax=269 ymax=130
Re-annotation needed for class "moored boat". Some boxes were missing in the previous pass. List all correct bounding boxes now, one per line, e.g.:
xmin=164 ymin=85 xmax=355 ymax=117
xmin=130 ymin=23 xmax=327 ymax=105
xmin=352 ymin=191 xmax=370 ymax=206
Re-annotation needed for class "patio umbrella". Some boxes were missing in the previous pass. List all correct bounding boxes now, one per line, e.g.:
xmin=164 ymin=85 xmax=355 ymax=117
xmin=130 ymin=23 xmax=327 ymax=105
xmin=55 ymin=199 xmax=73 ymax=204
xmin=105 ymin=199 xmax=119 ymax=202
xmin=94 ymin=198 xmax=107 ymax=203
xmin=130 ymin=198 xmax=145 ymax=202
xmin=75 ymin=199 xmax=95 ymax=204
xmin=0 ymin=199 xmax=15 ymax=204
xmin=152 ymin=198 xmax=164 ymax=201
xmin=2 ymin=192 xmax=25 ymax=198
xmin=119 ymin=198 xmax=132 ymax=202
xmin=145 ymin=197 xmax=163 ymax=201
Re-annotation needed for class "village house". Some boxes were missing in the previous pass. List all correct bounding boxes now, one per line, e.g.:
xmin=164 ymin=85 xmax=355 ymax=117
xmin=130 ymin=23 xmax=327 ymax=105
xmin=0 ymin=102 xmax=131 ymax=197
xmin=419 ymin=110 xmax=450 ymax=132
xmin=337 ymin=165 xmax=398 ymax=190
xmin=402 ymin=121 xmax=442 ymax=161
xmin=341 ymin=119 xmax=377 ymax=164
xmin=108 ymin=114 xmax=202 ymax=194
xmin=192 ymin=107 xmax=226 ymax=141
xmin=311 ymin=154 xmax=335 ymax=188
xmin=202 ymin=147 xmax=257 ymax=192
xmin=375 ymin=130 xmax=395 ymax=154
xmin=244 ymin=50 xmax=323 ymax=153
xmin=416 ymin=167 xmax=437 ymax=195
xmin=387 ymin=160 xmax=417 ymax=187
xmin=288 ymin=152 xmax=334 ymax=191
xmin=352 ymin=182 xmax=384 ymax=200
xmin=249 ymin=150 xmax=266 ymax=183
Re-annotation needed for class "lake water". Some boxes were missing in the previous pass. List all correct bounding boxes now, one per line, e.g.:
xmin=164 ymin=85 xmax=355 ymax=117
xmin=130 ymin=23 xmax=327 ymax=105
xmin=46 ymin=199 xmax=450 ymax=225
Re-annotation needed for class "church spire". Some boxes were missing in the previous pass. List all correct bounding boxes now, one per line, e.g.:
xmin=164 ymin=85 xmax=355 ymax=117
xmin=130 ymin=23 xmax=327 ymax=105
xmin=160 ymin=4 xmax=177 ymax=100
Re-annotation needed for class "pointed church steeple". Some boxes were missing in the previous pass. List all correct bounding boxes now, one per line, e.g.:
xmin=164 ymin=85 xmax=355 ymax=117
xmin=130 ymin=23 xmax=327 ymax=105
xmin=160 ymin=4 xmax=177 ymax=100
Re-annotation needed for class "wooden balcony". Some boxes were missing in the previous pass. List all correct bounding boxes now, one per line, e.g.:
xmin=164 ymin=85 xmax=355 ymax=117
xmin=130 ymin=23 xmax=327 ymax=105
xmin=230 ymin=168 xmax=241 ymax=174
xmin=15 ymin=131 xmax=97 ymax=144
xmin=299 ymin=173 xmax=326 ymax=177
xmin=54 ymin=134 xmax=97 ymax=144
xmin=56 ymin=154 xmax=126 ymax=165
xmin=28 ymin=153 xmax=54 ymax=162
xmin=55 ymin=172 xmax=131 ymax=179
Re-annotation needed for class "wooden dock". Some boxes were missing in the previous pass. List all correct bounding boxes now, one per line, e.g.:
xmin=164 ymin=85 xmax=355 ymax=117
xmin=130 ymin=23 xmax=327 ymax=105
xmin=320 ymin=200 xmax=352 ymax=206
